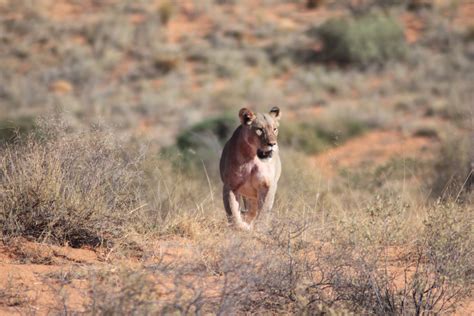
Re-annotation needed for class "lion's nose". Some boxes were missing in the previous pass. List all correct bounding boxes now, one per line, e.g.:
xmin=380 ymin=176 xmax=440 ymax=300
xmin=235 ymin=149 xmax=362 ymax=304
xmin=268 ymin=141 xmax=276 ymax=147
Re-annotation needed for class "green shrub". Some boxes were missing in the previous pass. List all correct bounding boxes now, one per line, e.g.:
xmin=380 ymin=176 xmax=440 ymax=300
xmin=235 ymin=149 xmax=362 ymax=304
xmin=174 ymin=115 xmax=237 ymax=171
xmin=431 ymin=133 xmax=472 ymax=199
xmin=0 ymin=116 xmax=35 ymax=144
xmin=279 ymin=116 xmax=368 ymax=155
xmin=317 ymin=12 xmax=407 ymax=66
xmin=279 ymin=122 xmax=330 ymax=154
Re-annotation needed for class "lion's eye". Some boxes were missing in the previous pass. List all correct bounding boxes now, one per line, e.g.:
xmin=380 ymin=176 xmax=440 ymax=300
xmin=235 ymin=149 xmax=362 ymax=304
xmin=274 ymin=128 xmax=278 ymax=134
xmin=255 ymin=128 xmax=263 ymax=136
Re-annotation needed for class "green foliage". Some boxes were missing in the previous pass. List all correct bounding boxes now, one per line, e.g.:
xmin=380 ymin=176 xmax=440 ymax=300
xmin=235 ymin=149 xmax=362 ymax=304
xmin=177 ymin=115 xmax=235 ymax=152
xmin=279 ymin=122 xmax=330 ymax=154
xmin=279 ymin=118 xmax=367 ymax=155
xmin=175 ymin=115 xmax=237 ymax=171
xmin=0 ymin=116 xmax=35 ymax=144
xmin=317 ymin=12 xmax=407 ymax=66
xmin=316 ymin=116 xmax=367 ymax=144
xmin=431 ymin=133 xmax=472 ymax=199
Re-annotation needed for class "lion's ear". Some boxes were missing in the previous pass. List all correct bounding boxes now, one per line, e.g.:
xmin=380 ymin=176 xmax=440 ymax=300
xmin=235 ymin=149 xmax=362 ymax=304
xmin=239 ymin=108 xmax=256 ymax=126
xmin=269 ymin=106 xmax=281 ymax=120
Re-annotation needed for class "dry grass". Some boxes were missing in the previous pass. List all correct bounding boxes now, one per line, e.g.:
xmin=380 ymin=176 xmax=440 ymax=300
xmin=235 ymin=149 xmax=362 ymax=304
xmin=0 ymin=118 xmax=143 ymax=247
xmin=0 ymin=119 xmax=472 ymax=313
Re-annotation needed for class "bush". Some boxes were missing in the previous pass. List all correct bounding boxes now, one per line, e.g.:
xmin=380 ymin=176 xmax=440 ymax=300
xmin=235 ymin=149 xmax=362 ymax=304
xmin=314 ymin=197 xmax=472 ymax=315
xmin=279 ymin=114 xmax=369 ymax=155
xmin=174 ymin=115 xmax=236 ymax=171
xmin=87 ymin=267 xmax=161 ymax=314
xmin=423 ymin=202 xmax=473 ymax=287
xmin=0 ymin=116 xmax=35 ymax=144
xmin=0 ymin=120 xmax=143 ymax=247
xmin=316 ymin=12 xmax=407 ymax=66
xmin=278 ymin=122 xmax=330 ymax=154
xmin=431 ymin=133 xmax=472 ymax=199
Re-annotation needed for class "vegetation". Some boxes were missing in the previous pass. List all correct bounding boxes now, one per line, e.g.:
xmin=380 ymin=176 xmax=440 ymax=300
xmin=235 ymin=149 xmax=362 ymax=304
xmin=316 ymin=12 xmax=407 ymax=66
xmin=0 ymin=120 xmax=143 ymax=247
xmin=431 ymin=132 xmax=473 ymax=199
xmin=175 ymin=115 xmax=236 ymax=171
xmin=0 ymin=0 xmax=472 ymax=314
xmin=0 ymin=118 xmax=471 ymax=314
xmin=0 ymin=116 xmax=35 ymax=144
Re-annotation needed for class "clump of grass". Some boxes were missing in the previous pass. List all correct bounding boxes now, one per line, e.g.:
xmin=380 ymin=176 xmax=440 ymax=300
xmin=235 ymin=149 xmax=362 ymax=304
xmin=0 ymin=119 xmax=143 ymax=247
xmin=431 ymin=132 xmax=472 ymax=199
xmin=316 ymin=12 xmax=407 ymax=67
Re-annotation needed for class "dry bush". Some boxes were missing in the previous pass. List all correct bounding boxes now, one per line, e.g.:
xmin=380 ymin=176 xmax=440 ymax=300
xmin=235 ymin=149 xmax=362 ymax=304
xmin=86 ymin=267 xmax=161 ymax=315
xmin=73 ymin=221 xmax=343 ymax=314
xmin=74 ymin=264 xmax=216 ymax=314
xmin=0 ymin=116 xmax=223 ymax=250
xmin=187 ymin=219 xmax=333 ymax=314
xmin=422 ymin=202 xmax=474 ymax=288
xmin=307 ymin=195 xmax=473 ymax=315
xmin=0 ymin=119 xmax=143 ymax=247
xmin=0 ymin=277 xmax=30 ymax=308
xmin=256 ymin=154 xmax=472 ymax=314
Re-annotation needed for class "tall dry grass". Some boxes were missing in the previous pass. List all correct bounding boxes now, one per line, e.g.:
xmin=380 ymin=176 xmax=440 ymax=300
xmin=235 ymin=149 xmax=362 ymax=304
xmin=0 ymin=117 xmax=472 ymax=314
xmin=0 ymin=119 xmax=143 ymax=247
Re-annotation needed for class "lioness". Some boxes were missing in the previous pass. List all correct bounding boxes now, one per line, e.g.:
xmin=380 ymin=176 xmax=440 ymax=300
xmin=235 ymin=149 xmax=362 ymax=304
xmin=219 ymin=107 xmax=282 ymax=230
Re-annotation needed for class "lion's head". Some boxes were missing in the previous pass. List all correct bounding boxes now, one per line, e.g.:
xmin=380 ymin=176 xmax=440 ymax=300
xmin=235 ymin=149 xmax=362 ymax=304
xmin=238 ymin=107 xmax=281 ymax=159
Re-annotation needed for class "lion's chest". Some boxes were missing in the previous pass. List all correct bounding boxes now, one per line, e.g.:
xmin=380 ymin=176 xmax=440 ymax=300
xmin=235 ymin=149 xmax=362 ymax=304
xmin=237 ymin=158 xmax=276 ymax=198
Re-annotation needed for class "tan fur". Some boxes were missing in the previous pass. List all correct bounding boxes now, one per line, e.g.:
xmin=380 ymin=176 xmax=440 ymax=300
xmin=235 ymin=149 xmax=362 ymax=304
xmin=219 ymin=107 xmax=282 ymax=230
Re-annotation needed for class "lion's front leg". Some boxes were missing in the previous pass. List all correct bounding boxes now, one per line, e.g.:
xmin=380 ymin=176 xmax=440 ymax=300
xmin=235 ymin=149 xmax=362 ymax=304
xmin=223 ymin=186 xmax=250 ymax=230
xmin=257 ymin=185 xmax=276 ymax=215
xmin=243 ymin=198 xmax=258 ymax=226
xmin=257 ymin=185 xmax=277 ymax=222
